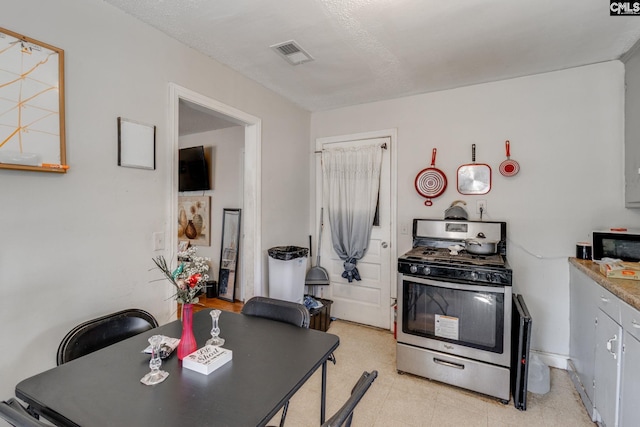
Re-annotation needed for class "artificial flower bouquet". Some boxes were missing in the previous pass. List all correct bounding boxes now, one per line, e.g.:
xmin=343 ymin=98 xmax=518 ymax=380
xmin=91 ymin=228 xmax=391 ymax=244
xmin=152 ymin=246 xmax=210 ymax=304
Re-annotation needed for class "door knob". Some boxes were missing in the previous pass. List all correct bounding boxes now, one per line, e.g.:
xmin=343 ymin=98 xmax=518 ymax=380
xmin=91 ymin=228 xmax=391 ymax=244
xmin=381 ymin=242 xmax=388 ymax=248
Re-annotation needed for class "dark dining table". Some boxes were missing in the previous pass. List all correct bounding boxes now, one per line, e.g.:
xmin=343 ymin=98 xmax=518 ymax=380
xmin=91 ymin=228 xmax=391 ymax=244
xmin=15 ymin=309 xmax=340 ymax=427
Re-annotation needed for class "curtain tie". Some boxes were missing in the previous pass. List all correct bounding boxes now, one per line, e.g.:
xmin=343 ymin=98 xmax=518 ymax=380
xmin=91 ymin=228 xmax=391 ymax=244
xmin=341 ymin=258 xmax=361 ymax=282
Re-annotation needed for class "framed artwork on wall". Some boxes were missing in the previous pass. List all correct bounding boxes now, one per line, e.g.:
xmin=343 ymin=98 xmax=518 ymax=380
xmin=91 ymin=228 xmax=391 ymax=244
xmin=178 ymin=196 xmax=211 ymax=246
xmin=0 ymin=27 xmax=67 ymax=173
xmin=117 ymin=117 xmax=156 ymax=170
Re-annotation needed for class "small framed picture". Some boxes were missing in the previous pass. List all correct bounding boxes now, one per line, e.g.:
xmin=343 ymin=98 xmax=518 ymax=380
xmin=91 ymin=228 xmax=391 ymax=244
xmin=117 ymin=117 xmax=156 ymax=170
xmin=178 ymin=196 xmax=211 ymax=246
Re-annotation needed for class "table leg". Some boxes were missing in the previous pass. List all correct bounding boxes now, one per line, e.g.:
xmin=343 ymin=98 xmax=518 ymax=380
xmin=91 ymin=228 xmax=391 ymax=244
xmin=321 ymin=360 xmax=327 ymax=424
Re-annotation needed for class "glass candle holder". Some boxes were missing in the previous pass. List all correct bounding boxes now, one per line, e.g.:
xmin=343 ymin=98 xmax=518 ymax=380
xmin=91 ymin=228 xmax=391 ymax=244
xmin=141 ymin=335 xmax=170 ymax=385
xmin=205 ymin=309 xmax=225 ymax=347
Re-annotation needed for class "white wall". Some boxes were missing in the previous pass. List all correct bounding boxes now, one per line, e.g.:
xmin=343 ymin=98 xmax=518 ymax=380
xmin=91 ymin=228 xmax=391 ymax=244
xmin=0 ymin=0 xmax=310 ymax=401
xmin=310 ymin=61 xmax=640 ymax=364
xmin=179 ymin=126 xmax=244 ymax=295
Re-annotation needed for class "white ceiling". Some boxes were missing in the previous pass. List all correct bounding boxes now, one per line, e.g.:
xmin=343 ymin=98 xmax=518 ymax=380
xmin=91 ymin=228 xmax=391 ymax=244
xmin=105 ymin=0 xmax=640 ymax=115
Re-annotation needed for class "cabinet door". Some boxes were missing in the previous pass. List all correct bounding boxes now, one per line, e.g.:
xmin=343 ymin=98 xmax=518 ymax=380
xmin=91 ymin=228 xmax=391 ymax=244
xmin=570 ymin=266 xmax=600 ymax=407
xmin=620 ymin=331 xmax=640 ymax=426
xmin=594 ymin=310 xmax=622 ymax=427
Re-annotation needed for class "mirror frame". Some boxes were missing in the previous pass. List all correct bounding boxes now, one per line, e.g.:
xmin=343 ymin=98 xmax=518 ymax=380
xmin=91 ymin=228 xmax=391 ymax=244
xmin=217 ymin=208 xmax=241 ymax=302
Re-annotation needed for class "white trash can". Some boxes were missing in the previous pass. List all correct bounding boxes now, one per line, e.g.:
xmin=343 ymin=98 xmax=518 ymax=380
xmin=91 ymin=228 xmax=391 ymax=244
xmin=268 ymin=246 xmax=308 ymax=303
xmin=527 ymin=353 xmax=550 ymax=395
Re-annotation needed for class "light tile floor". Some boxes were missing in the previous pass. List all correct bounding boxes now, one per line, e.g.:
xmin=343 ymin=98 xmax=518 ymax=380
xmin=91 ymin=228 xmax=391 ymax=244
xmin=269 ymin=320 xmax=595 ymax=427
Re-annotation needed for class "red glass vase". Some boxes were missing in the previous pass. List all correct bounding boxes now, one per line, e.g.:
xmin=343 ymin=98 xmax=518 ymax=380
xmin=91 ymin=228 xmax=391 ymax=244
xmin=177 ymin=303 xmax=197 ymax=360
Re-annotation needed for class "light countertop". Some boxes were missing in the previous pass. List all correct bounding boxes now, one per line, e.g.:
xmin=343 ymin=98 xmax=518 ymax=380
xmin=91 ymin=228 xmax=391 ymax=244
xmin=569 ymin=257 xmax=640 ymax=312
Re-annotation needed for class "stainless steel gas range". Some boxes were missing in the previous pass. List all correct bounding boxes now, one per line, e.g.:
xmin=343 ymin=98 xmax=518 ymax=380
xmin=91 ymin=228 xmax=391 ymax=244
xmin=396 ymin=219 xmax=513 ymax=402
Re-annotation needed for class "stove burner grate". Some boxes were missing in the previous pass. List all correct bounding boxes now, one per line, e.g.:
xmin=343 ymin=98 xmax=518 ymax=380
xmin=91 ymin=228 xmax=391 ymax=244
xmin=401 ymin=246 xmax=506 ymax=268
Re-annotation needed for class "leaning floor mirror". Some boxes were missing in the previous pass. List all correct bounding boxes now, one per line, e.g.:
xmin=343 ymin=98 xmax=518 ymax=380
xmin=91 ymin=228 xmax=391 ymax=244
xmin=218 ymin=208 xmax=241 ymax=302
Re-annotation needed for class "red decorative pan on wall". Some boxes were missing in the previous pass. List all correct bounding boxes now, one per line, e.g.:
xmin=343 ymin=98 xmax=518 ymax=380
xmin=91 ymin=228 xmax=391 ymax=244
xmin=415 ymin=148 xmax=447 ymax=206
xmin=499 ymin=140 xmax=520 ymax=177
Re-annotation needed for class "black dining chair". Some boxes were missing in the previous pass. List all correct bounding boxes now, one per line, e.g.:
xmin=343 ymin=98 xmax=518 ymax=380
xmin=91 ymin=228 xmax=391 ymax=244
xmin=0 ymin=398 xmax=48 ymax=427
xmin=56 ymin=308 xmax=158 ymax=365
xmin=242 ymin=297 xmax=310 ymax=427
xmin=322 ymin=370 xmax=377 ymax=427
xmin=241 ymin=296 xmax=310 ymax=328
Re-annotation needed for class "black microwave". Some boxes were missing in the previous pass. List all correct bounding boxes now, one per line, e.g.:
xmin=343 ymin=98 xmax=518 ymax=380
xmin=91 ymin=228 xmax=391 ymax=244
xmin=593 ymin=229 xmax=640 ymax=262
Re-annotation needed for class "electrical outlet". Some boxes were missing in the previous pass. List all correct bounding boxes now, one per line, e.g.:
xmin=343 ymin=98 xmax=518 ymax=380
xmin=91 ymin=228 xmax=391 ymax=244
xmin=476 ymin=200 xmax=487 ymax=214
xmin=400 ymin=223 xmax=409 ymax=235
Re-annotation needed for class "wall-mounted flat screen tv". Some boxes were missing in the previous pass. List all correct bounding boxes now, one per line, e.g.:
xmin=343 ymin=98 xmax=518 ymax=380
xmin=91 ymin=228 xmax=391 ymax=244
xmin=179 ymin=146 xmax=211 ymax=192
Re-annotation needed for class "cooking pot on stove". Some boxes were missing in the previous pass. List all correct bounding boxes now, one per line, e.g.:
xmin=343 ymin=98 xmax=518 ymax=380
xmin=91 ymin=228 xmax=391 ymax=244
xmin=444 ymin=200 xmax=468 ymax=220
xmin=465 ymin=232 xmax=499 ymax=255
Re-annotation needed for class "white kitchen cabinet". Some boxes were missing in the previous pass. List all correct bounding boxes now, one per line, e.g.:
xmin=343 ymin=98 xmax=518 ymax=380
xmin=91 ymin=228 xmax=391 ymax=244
xmin=620 ymin=301 xmax=640 ymax=427
xmin=569 ymin=266 xmax=599 ymax=419
xmin=594 ymin=309 xmax=622 ymax=427
xmin=620 ymin=331 xmax=640 ymax=426
xmin=570 ymin=263 xmax=640 ymax=426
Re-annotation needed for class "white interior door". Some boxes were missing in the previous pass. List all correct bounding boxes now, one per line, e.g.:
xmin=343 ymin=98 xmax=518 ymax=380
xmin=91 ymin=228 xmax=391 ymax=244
xmin=315 ymin=134 xmax=393 ymax=329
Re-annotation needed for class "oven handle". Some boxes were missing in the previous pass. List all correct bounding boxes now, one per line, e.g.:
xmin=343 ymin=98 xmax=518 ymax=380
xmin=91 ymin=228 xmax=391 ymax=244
xmin=433 ymin=358 xmax=465 ymax=370
xmin=400 ymin=273 xmax=508 ymax=294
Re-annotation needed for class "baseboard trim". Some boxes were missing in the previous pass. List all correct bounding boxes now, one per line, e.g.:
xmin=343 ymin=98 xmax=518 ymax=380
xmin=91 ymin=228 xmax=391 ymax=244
xmin=530 ymin=350 xmax=568 ymax=369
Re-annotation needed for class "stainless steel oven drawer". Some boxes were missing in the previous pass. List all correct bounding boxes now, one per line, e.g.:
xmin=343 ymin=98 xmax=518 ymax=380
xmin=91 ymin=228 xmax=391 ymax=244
xmin=397 ymin=343 xmax=511 ymax=401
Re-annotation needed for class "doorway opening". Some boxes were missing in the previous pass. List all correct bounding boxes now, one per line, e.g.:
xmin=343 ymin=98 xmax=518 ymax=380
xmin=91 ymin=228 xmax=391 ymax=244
xmin=314 ymin=129 xmax=397 ymax=330
xmin=168 ymin=83 xmax=262 ymax=305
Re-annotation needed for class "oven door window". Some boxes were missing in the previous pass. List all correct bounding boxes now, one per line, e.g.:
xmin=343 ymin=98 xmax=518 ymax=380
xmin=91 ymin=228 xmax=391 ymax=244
xmin=403 ymin=280 xmax=504 ymax=353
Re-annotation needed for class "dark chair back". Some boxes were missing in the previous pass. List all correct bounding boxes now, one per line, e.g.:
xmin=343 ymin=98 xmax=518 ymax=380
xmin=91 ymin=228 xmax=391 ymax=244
xmin=56 ymin=309 xmax=158 ymax=365
xmin=241 ymin=296 xmax=310 ymax=328
xmin=0 ymin=398 xmax=48 ymax=426
xmin=322 ymin=370 xmax=378 ymax=427
xmin=246 ymin=297 xmax=311 ymax=427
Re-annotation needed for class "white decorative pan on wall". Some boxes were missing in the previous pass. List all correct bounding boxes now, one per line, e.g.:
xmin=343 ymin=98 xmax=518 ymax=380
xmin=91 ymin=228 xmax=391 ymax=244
xmin=457 ymin=144 xmax=491 ymax=195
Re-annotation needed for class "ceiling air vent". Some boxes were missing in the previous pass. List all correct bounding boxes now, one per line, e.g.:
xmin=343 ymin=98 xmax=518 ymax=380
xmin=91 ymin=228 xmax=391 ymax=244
xmin=270 ymin=40 xmax=314 ymax=66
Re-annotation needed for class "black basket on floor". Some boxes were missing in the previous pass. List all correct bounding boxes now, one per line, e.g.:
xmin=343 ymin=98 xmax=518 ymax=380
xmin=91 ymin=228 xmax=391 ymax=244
xmin=305 ymin=296 xmax=333 ymax=332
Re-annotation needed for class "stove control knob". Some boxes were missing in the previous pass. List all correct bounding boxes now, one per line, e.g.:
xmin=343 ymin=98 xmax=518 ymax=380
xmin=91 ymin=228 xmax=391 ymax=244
xmin=470 ymin=271 xmax=479 ymax=281
xmin=409 ymin=265 xmax=418 ymax=274
xmin=422 ymin=266 xmax=431 ymax=275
